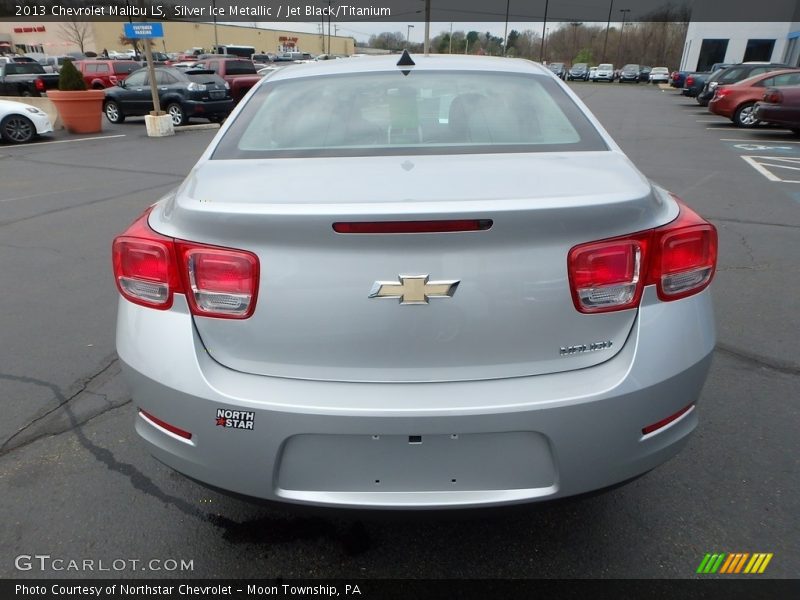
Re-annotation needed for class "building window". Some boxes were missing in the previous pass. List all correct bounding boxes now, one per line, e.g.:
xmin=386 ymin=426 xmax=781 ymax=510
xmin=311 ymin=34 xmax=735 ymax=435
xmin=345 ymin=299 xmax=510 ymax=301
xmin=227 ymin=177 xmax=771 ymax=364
xmin=696 ymin=39 xmax=729 ymax=71
xmin=743 ymin=39 xmax=775 ymax=62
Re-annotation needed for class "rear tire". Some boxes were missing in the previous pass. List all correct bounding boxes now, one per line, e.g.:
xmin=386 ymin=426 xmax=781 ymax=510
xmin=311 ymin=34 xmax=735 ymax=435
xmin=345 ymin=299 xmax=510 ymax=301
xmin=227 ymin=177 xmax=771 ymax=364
xmin=734 ymin=102 xmax=760 ymax=128
xmin=104 ymin=100 xmax=125 ymax=123
xmin=167 ymin=103 xmax=187 ymax=126
xmin=0 ymin=114 xmax=35 ymax=144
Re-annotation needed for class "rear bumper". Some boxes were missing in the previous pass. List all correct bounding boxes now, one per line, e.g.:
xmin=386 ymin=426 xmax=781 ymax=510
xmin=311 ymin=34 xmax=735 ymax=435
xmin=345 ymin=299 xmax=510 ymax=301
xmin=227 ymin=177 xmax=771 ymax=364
xmin=118 ymin=286 xmax=715 ymax=509
xmin=754 ymin=104 xmax=799 ymax=127
xmin=183 ymin=98 xmax=234 ymax=117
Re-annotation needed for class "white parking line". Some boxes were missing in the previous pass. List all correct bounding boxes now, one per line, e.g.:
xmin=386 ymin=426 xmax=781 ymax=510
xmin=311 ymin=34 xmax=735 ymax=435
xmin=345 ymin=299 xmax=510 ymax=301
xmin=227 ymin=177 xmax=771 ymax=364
xmin=741 ymin=155 xmax=800 ymax=183
xmin=721 ymin=138 xmax=800 ymax=144
xmin=5 ymin=134 xmax=126 ymax=147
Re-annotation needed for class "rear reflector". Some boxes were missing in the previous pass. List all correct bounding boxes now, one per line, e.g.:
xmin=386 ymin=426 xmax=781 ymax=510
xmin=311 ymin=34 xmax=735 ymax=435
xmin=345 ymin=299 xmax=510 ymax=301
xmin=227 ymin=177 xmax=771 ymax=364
xmin=642 ymin=404 xmax=694 ymax=435
xmin=568 ymin=197 xmax=716 ymax=313
xmin=333 ymin=219 xmax=493 ymax=234
xmin=139 ymin=409 xmax=193 ymax=440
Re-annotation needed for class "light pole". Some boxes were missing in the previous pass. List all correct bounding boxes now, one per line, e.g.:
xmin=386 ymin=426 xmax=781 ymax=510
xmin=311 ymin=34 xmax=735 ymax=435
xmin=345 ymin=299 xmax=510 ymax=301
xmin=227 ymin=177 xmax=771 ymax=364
xmin=539 ymin=0 xmax=549 ymax=62
xmin=602 ymin=0 xmax=614 ymax=63
xmin=503 ymin=0 xmax=510 ymax=56
xmin=617 ymin=8 xmax=630 ymax=67
xmin=449 ymin=22 xmax=453 ymax=54
xmin=407 ymin=24 xmax=414 ymax=47
xmin=212 ymin=0 xmax=219 ymax=54
xmin=570 ymin=22 xmax=582 ymax=63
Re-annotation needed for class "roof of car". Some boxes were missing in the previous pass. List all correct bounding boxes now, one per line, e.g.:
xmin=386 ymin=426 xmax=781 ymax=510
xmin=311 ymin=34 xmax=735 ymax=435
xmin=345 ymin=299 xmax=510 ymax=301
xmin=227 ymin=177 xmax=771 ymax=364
xmin=264 ymin=54 xmax=551 ymax=82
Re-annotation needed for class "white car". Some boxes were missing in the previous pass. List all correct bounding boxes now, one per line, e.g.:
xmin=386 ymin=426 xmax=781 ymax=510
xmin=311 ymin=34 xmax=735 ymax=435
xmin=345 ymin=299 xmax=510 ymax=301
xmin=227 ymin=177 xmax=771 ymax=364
xmin=649 ymin=67 xmax=670 ymax=84
xmin=595 ymin=63 xmax=615 ymax=82
xmin=0 ymin=99 xmax=52 ymax=144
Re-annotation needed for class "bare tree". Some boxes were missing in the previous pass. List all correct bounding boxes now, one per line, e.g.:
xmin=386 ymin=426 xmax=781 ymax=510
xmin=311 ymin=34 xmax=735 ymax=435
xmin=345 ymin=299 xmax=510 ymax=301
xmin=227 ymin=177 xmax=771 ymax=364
xmin=59 ymin=19 xmax=92 ymax=54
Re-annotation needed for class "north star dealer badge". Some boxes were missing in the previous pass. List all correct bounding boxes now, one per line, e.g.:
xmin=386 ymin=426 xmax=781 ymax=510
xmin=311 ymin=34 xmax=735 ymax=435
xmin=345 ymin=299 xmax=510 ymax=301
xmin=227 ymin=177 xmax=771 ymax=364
xmin=215 ymin=409 xmax=255 ymax=430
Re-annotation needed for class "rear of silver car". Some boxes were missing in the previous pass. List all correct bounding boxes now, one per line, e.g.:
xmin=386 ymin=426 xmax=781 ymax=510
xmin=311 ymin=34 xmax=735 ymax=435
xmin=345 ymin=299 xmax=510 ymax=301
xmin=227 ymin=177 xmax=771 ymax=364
xmin=114 ymin=57 xmax=716 ymax=508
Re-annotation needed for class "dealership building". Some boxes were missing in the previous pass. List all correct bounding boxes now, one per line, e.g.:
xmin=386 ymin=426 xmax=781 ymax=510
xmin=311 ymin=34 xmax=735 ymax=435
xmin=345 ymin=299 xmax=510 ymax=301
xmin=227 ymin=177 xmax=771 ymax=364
xmin=0 ymin=20 xmax=354 ymax=57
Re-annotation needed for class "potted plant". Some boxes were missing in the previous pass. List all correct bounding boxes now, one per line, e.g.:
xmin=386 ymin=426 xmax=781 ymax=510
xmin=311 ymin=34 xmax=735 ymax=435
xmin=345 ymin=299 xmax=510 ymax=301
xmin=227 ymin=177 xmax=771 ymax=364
xmin=47 ymin=59 xmax=105 ymax=134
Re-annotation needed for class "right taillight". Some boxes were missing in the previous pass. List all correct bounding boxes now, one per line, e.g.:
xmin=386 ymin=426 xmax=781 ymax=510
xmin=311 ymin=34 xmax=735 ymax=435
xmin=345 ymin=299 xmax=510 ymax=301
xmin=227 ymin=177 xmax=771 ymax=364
xmin=112 ymin=208 xmax=259 ymax=319
xmin=568 ymin=197 xmax=717 ymax=313
xmin=686 ymin=76 xmax=695 ymax=86
xmin=763 ymin=88 xmax=783 ymax=104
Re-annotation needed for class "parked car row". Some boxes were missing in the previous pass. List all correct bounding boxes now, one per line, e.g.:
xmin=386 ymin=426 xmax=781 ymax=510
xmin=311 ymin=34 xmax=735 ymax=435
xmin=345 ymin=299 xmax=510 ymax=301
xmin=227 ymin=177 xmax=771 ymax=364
xmin=670 ymin=62 xmax=800 ymax=131
xmin=561 ymin=63 xmax=667 ymax=83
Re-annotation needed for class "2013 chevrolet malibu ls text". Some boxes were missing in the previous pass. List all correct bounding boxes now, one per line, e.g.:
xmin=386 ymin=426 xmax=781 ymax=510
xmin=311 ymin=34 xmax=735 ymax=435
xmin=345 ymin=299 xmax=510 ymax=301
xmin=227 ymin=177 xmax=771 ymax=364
xmin=113 ymin=54 xmax=717 ymax=509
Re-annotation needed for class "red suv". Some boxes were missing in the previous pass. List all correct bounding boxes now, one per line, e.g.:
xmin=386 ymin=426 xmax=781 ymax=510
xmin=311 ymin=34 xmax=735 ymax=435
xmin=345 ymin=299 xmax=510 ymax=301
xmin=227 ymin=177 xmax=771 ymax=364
xmin=75 ymin=60 xmax=141 ymax=89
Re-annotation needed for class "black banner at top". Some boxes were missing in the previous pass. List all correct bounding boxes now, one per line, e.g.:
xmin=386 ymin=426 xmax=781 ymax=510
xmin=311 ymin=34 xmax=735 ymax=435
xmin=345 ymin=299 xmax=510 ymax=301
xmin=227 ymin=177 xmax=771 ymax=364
xmin=1 ymin=0 xmax=800 ymax=23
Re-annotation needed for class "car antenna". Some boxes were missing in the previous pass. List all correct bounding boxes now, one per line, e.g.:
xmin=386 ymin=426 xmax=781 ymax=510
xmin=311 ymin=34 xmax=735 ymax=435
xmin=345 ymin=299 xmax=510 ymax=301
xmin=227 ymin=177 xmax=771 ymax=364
xmin=397 ymin=49 xmax=415 ymax=76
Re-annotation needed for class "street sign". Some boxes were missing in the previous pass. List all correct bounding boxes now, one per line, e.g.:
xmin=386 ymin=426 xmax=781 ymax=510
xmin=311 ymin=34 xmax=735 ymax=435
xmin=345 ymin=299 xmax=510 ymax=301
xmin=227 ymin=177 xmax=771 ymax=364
xmin=123 ymin=22 xmax=164 ymax=39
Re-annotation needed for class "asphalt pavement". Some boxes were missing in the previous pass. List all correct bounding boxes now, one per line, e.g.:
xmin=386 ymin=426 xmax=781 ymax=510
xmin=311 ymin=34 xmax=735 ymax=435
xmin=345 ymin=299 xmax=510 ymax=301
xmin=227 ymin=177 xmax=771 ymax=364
xmin=0 ymin=84 xmax=797 ymax=580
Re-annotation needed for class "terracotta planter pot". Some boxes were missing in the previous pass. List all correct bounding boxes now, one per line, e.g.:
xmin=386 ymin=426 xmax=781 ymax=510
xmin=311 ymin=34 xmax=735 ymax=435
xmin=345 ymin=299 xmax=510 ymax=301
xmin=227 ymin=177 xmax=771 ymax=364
xmin=47 ymin=89 xmax=105 ymax=134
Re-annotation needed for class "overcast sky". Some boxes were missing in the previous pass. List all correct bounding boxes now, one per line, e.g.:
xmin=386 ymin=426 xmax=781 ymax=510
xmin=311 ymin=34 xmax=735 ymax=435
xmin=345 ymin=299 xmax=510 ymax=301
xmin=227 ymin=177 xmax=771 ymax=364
xmin=249 ymin=21 xmax=605 ymax=44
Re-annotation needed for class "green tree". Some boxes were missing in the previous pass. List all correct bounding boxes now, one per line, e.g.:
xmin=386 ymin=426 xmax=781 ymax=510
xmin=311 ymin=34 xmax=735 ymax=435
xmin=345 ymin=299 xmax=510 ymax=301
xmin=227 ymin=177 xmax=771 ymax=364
xmin=574 ymin=48 xmax=593 ymax=64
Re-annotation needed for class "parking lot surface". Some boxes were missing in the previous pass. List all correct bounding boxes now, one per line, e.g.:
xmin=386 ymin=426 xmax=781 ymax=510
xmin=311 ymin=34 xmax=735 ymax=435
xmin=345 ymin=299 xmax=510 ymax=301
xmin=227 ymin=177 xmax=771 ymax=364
xmin=0 ymin=83 xmax=797 ymax=579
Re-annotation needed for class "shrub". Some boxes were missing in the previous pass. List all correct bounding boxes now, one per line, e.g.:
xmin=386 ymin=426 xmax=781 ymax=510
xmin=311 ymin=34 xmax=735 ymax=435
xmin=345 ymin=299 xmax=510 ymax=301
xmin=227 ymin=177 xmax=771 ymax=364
xmin=58 ymin=59 xmax=87 ymax=91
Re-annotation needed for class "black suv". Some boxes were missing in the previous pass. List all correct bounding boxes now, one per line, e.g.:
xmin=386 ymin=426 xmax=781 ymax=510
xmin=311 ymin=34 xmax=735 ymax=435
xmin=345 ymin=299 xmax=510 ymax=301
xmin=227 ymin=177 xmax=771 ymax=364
xmin=103 ymin=67 xmax=233 ymax=126
xmin=619 ymin=64 xmax=640 ymax=83
xmin=547 ymin=62 xmax=567 ymax=80
xmin=697 ymin=63 xmax=790 ymax=105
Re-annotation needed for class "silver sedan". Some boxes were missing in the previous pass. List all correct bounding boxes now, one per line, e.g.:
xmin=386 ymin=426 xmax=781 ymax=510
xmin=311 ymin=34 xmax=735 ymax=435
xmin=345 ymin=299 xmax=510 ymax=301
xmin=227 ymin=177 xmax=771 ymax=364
xmin=113 ymin=54 xmax=717 ymax=509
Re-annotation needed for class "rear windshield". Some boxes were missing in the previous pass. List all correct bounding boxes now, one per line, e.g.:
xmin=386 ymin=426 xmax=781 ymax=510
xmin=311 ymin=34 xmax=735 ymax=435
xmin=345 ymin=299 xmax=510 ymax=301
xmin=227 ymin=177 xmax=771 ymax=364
xmin=113 ymin=62 xmax=140 ymax=74
xmin=186 ymin=72 xmax=226 ymax=86
xmin=213 ymin=70 xmax=607 ymax=159
xmin=224 ymin=60 xmax=256 ymax=75
xmin=3 ymin=63 xmax=45 ymax=75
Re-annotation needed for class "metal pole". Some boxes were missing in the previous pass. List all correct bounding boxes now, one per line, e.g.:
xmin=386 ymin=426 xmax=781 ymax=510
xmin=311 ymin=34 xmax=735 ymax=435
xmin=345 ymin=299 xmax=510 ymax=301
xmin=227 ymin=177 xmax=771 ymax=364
xmin=327 ymin=0 xmax=332 ymax=55
xmin=407 ymin=24 xmax=413 ymax=45
xmin=212 ymin=0 xmax=219 ymax=54
xmin=503 ymin=0 xmax=510 ymax=56
xmin=539 ymin=0 xmax=549 ymax=62
xmin=602 ymin=0 xmax=614 ymax=63
xmin=617 ymin=9 xmax=630 ymax=67
xmin=424 ymin=0 xmax=431 ymax=56
xmin=449 ymin=22 xmax=453 ymax=54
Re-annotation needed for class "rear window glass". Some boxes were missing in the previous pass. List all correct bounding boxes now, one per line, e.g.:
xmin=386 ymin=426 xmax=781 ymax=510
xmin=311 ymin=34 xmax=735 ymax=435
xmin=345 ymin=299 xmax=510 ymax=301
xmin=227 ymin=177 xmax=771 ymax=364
xmin=213 ymin=70 xmax=607 ymax=159
xmin=4 ymin=63 xmax=45 ymax=75
xmin=224 ymin=60 xmax=256 ymax=75
xmin=114 ymin=62 xmax=140 ymax=74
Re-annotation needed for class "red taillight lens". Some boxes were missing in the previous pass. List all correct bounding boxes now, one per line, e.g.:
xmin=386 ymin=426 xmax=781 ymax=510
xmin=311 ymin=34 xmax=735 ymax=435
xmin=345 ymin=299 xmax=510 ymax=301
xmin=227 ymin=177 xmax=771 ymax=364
xmin=112 ymin=208 xmax=259 ymax=318
xmin=650 ymin=201 xmax=717 ymax=301
xmin=568 ymin=237 xmax=647 ymax=313
xmin=714 ymin=87 xmax=730 ymax=99
xmin=763 ymin=88 xmax=783 ymax=104
xmin=177 ymin=245 xmax=259 ymax=319
xmin=686 ymin=76 xmax=695 ymax=86
xmin=35 ymin=77 xmax=45 ymax=92
xmin=112 ymin=208 xmax=181 ymax=309
xmin=568 ymin=197 xmax=717 ymax=313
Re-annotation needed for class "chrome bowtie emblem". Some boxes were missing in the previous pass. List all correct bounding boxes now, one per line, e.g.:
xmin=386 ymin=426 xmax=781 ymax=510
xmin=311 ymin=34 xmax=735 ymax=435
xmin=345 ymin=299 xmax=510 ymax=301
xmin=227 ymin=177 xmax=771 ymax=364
xmin=369 ymin=275 xmax=460 ymax=305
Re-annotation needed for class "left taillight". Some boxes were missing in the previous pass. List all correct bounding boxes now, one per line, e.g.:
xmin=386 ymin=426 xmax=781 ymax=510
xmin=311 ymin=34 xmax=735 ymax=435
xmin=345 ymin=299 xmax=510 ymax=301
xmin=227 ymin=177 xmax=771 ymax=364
xmin=112 ymin=207 xmax=259 ymax=318
xmin=35 ymin=78 xmax=46 ymax=92
xmin=568 ymin=197 xmax=717 ymax=313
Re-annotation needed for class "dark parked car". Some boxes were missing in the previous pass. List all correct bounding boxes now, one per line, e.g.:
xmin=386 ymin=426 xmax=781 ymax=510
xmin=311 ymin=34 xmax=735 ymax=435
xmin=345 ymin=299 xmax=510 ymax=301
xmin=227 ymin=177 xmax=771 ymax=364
xmin=103 ymin=67 xmax=233 ymax=126
xmin=567 ymin=63 xmax=590 ymax=81
xmin=638 ymin=66 xmax=652 ymax=82
xmin=696 ymin=63 xmax=790 ymax=106
xmin=754 ymin=87 xmax=800 ymax=134
xmin=619 ymin=64 xmax=641 ymax=83
xmin=547 ymin=62 xmax=567 ymax=80
xmin=0 ymin=61 xmax=59 ymax=97
xmin=709 ymin=69 xmax=800 ymax=128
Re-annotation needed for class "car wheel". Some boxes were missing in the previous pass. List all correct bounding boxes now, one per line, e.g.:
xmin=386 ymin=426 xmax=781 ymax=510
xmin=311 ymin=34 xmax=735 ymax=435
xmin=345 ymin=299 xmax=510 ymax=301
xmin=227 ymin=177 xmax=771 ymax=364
xmin=734 ymin=103 xmax=760 ymax=128
xmin=167 ymin=103 xmax=187 ymax=126
xmin=0 ymin=114 xmax=35 ymax=144
xmin=104 ymin=101 xmax=125 ymax=123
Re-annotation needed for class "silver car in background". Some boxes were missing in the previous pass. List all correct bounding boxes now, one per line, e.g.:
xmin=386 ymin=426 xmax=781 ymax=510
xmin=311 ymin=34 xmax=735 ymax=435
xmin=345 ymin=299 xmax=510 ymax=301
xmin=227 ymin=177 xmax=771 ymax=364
xmin=113 ymin=54 xmax=717 ymax=509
